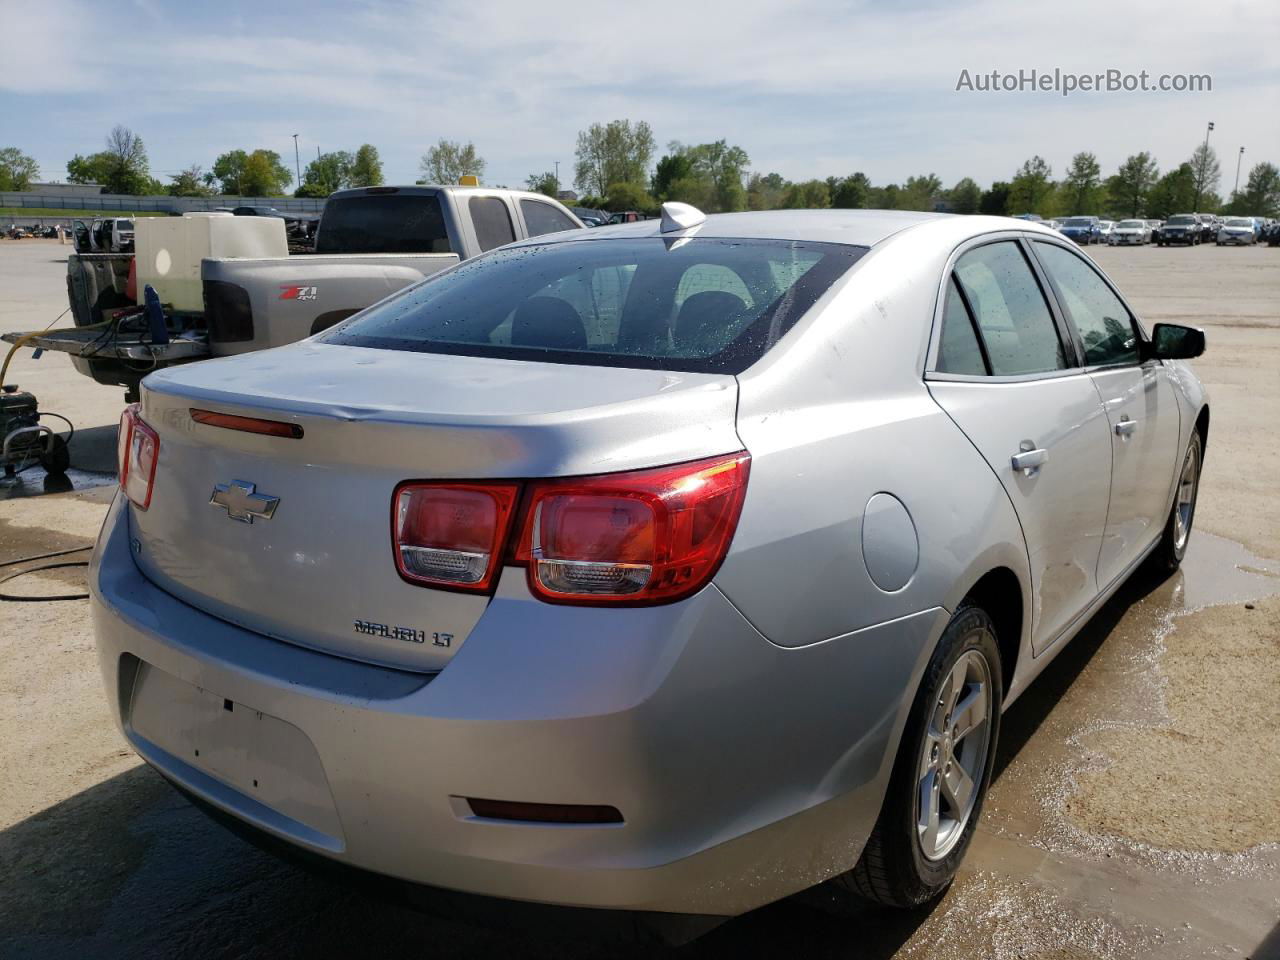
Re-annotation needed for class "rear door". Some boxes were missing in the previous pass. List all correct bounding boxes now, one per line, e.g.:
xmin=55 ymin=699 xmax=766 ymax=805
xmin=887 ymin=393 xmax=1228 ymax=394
xmin=1030 ymin=240 xmax=1182 ymax=586
xmin=926 ymin=236 xmax=1113 ymax=655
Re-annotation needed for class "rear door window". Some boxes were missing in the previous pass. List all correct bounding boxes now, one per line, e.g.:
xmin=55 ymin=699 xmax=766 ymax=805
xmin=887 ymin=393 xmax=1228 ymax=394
xmin=315 ymin=193 xmax=452 ymax=254
xmin=936 ymin=277 xmax=988 ymax=375
xmin=520 ymin=199 xmax=579 ymax=238
xmin=469 ymin=196 xmax=516 ymax=251
xmin=1033 ymin=242 xmax=1140 ymax=366
xmin=953 ymin=241 xmax=1067 ymax=376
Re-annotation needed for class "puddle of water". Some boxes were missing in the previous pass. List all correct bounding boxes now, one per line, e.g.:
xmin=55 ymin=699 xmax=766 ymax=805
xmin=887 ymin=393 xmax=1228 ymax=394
xmin=0 ymin=466 xmax=115 ymax=500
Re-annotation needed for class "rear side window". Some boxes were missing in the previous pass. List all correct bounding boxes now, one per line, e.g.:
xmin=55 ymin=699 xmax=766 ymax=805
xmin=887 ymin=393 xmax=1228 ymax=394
xmin=316 ymin=194 xmax=451 ymax=254
xmin=1033 ymin=242 xmax=1139 ymax=366
xmin=520 ymin=199 xmax=579 ymax=237
xmin=321 ymin=237 xmax=864 ymax=374
xmin=936 ymin=277 xmax=987 ymax=375
xmin=470 ymin=196 xmax=516 ymax=251
xmin=954 ymin=241 xmax=1067 ymax=376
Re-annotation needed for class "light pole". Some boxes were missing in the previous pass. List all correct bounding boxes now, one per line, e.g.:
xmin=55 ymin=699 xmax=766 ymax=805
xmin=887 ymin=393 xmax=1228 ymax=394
xmin=292 ymin=134 xmax=301 ymax=188
xmin=1194 ymin=121 xmax=1214 ymax=212
xmin=554 ymin=160 xmax=560 ymax=195
xmin=1233 ymin=146 xmax=1245 ymax=201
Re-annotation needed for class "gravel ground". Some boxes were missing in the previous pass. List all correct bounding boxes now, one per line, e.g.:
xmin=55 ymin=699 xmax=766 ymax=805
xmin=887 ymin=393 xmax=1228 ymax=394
xmin=1 ymin=238 xmax=1278 ymax=960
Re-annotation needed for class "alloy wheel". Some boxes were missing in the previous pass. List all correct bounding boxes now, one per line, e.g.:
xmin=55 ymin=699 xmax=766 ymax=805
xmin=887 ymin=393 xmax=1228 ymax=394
xmin=915 ymin=646 xmax=994 ymax=861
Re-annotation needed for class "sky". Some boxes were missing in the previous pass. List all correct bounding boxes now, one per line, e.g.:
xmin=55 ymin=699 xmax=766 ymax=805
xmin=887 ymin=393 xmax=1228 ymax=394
xmin=3 ymin=0 xmax=1278 ymax=194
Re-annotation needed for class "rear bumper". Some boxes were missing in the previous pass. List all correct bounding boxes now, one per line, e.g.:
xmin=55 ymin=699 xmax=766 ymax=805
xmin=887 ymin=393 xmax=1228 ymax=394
xmin=90 ymin=493 xmax=944 ymax=915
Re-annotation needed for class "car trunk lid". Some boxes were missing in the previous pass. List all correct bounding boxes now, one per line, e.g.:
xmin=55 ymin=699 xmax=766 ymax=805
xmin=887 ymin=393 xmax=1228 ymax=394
xmin=130 ymin=342 xmax=741 ymax=671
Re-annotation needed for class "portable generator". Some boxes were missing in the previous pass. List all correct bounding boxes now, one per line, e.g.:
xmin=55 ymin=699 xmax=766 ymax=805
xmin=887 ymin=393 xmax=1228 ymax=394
xmin=1 ymin=386 xmax=70 ymax=478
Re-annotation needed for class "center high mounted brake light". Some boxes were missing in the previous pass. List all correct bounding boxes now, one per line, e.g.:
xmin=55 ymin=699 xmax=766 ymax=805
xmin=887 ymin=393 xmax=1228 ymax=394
xmin=392 ymin=452 xmax=751 ymax=605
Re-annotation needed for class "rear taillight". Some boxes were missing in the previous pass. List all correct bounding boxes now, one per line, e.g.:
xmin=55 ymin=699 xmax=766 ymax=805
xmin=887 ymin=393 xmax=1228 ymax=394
xmin=117 ymin=404 xmax=160 ymax=510
xmin=391 ymin=453 xmax=750 ymax=605
xmin=514 ymin=453 xmax=751 ymax=605
xmin=392 ymin=482 xmax=519 ymax=592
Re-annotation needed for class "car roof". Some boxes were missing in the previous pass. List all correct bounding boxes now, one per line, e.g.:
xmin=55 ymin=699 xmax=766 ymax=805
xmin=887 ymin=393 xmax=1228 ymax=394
xmin=515 ymin=208 xmax=1070 ymax=250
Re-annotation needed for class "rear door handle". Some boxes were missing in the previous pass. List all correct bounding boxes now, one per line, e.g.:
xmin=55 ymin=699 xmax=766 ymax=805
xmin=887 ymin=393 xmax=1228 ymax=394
xmin=1011 ymin=443 xmax=1049 ymax=476
xmin=1115 ymin=416 xmax=1138 ymax=437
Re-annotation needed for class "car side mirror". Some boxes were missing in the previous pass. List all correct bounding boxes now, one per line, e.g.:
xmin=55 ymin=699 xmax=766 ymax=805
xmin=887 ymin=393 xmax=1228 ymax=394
xmin=1149 ymin=323 xmax=1205 ymax=360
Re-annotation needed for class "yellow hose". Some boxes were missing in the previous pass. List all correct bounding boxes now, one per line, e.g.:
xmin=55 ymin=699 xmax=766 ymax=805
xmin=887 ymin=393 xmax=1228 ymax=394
xmin=0 ymin=318 xmax=114 ymax=389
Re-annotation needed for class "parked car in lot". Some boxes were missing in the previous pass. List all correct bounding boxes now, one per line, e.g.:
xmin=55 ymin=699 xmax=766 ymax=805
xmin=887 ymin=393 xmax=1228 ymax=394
xmin=93 ymin=206 xmax=1209 ymax=924
xmin=1157 ymin=214 xmax=1202 ymax=246
xmin=1058 ymin=216 xmax=1102 ymax=244
xmin=72 ymin=216 xmax=135 ymax=253
xmin=1110 ymin=219 xmax=1150 ymax=245
xmin=1217 ymin=217 xmax=1258 ymax=245
xmin=1096 ymin=220 xmax=1115 ymax=242
xmin=231 ymin=204 xmax=321 ymax=242
xmin=572 ymin=206 xmax=610 ymax=227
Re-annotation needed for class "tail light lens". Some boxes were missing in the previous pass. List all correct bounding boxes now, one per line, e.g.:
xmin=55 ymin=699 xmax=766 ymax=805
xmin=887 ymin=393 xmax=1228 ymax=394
xmin=117 ymin=404 xmax=160 ymax=510
xmin=393 ymin=483 xmax=519 ymax=592
xmin=514 ymin=452 xmax=750 ymax=605
xmin=392 ymin=453 xmax=750 ymax=605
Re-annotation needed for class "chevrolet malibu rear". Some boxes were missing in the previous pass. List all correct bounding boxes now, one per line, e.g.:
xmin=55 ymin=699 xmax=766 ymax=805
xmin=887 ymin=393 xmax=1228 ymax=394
xmin=91 ymin=209 xmax=1202 ymax=919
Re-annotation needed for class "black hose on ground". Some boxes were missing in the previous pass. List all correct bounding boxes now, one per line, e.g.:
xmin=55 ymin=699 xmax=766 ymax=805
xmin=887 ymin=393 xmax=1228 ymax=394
xmin=0 ymin=545 xmax=93 ymax=601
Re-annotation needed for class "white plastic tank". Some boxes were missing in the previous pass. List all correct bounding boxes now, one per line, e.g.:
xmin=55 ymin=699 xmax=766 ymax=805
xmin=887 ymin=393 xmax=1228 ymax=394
xmin=134 ymin=212 xmax=288 ymax=311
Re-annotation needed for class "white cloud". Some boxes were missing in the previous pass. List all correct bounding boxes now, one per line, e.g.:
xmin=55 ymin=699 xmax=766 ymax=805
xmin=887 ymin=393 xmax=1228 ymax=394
xmin=3 ymin=0 xmax=1277 ymax=187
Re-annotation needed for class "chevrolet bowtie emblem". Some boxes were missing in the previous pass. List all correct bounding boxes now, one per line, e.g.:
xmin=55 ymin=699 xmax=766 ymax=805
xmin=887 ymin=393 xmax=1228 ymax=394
xmin=209 ymin=481 xmax=280 ymax=523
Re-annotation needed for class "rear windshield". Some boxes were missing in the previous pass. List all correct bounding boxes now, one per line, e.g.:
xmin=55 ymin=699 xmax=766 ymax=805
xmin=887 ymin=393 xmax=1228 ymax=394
xmin=320 ymin=237 xmax=864 ymax=374
xmin=316 ymin=194 xmax=452 ymax=255
xmin=117 ymin=219 xmax=134 ymax=230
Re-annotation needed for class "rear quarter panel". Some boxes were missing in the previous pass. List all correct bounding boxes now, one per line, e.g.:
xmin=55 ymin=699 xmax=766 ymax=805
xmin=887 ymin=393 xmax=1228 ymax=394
xmin=718 ymin=226 xmax=1032 ymax=660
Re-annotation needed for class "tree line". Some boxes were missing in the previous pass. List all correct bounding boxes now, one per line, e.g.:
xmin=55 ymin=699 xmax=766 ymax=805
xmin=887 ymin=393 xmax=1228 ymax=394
xmin=4 ymin=122 xmax=1278 ymax=219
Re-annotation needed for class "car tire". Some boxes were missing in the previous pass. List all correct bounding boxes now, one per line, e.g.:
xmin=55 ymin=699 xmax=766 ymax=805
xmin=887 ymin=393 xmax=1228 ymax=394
xmin=839 ymin=604 xmax=1003 ymax=908
xmin=1150 ymin=431 xmax=1202 ymax=573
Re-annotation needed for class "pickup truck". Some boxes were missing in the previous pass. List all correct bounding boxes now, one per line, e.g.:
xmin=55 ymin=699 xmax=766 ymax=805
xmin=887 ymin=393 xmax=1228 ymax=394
xmin=15 ymin=186 xmax=584 ymax=399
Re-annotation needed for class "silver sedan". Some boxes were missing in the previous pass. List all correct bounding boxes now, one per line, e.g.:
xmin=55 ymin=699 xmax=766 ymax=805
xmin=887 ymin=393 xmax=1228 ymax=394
xmin=92 ymin=204 xmax=1208 ymax=922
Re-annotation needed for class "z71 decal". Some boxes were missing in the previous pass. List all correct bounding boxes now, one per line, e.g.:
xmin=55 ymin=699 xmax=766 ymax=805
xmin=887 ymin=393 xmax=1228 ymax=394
xmin=279 ymin=285 xmax=318 ymax=301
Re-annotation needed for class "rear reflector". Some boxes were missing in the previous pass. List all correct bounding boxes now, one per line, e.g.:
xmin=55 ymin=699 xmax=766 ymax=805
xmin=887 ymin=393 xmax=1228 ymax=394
xmin=465 ymin=798 xmax=624 ymax=825
xmin=393 ymin=482 xmax=519 ymax=592
xmin=118 ymin=404 xmax=159 ymax=510
xmin=190 ymin=409 xmax=303 ymax=439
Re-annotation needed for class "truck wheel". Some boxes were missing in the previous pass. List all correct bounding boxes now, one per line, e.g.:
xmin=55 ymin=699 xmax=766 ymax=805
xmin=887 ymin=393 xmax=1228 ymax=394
xmin=839 ymin=604 xmax=1002 ymax=907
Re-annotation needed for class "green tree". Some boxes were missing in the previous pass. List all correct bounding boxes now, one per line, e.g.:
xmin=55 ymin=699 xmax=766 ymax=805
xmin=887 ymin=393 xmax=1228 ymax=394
xmin=1061 ymin=152 xmax=1103 ymax=214
xmin=296 ymin=151 xmax=353 ymax=198
xmin=1188 ymin=142 xmax=1221 ymax=211
xmin=746 ymin=172 xmax=788 ymax=210
xmin=901 ymin=173 xmax=943 ymax=211
xmin=783 ymin=179 xmax=830 ymax=209
xmin=828 ymin=172 xmax=871 ymax=209
xmin=979 ymin=181 xmax=1011 ymax=215
xmin=604 ymin=181 xmax=656 ymax=214
xmin=1105 ymin=152 xmax=1159 ymax=218
xmin=1008 ymin=156 xmax=1055 ymax=216
xmin=68 ymin=126 xmax=154 ymax=194
xmin=650 ymin=150 xmax=693 ymax=200
xmin=218 ymin=150 xmax=292 ymax=196
xmin=0 ymin=147 xmax=39 ymax=191
xmin=421 ymin=139 xmax=485 ymax=184
xmin=1225 ymin=162 xmax=1280 ymax=217
xmin=168 ymin=164 xmax=213 ymax=197
xmin=573 ymin=120 xmax=655 ymax=197
xmin=870 ymin=183 xmax=902 ymax=209
xmin=1144 ymin=163 xmax=1197 ymax=219
xmin=948 ymin=177 xmax=982 ymax=214
xmin=349 ymin=144 xmax=384 ymax=187
xmin=684 ymin=140 xmax=750 ymax=212
xmin=525 ymin=171 xmax=559 ymax=197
